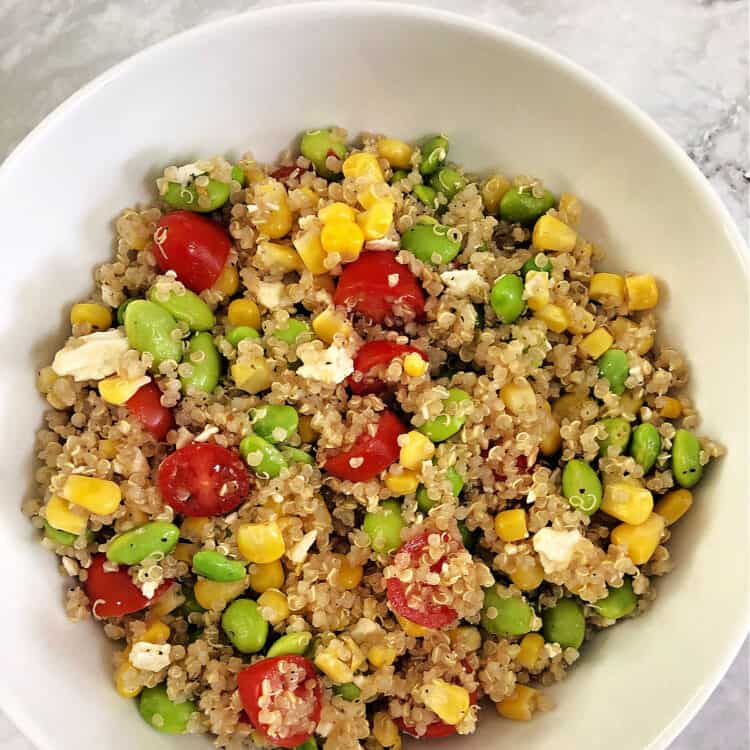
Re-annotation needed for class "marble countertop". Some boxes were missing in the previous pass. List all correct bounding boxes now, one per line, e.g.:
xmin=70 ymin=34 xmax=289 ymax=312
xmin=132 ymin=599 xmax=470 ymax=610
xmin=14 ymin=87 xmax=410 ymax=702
xmin=0 ymin=0 xmax=747 ymax=748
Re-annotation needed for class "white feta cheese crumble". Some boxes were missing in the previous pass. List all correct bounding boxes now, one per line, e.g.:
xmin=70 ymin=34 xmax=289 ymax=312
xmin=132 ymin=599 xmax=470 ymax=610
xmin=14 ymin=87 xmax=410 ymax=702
xmin=297 ymin=342 xmax=354 ymax=384
xmin=52 ymin=329 xmax=128 ymax=381
xmin=440 ymin=269 xmax=488 ymax=297
xmin=350 ymin=617 xmax=384 ymax=642
xmin=256 ymin=282 xmax=285 ymax=309
xmin=172 ymin=162 xmax=206 ymax=185
xmin=532 ymin=528 xmax=584 ymax=573
xmin=523 ymin=271 xmax=549 ymax=300
xmin=289 ymin=530 xmax=318 ymax=563
xmin=129 ymin=642 xmax=171 ymax=672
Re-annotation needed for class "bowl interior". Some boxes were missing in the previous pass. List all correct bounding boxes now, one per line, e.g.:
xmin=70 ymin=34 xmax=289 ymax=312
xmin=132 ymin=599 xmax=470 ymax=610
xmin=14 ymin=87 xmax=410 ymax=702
xmin=0 ymin=5 xmax=746 ymax=750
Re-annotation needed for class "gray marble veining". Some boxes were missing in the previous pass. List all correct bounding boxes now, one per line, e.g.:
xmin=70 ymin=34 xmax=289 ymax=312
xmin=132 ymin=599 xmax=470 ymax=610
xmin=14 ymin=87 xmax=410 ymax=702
xmin=0 ymin=1 xmax=747 ymax=749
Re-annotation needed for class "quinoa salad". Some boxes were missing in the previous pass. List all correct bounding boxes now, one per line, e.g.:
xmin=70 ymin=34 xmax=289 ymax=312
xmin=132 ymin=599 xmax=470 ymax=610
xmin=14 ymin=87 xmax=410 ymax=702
xmin=28 ymin=127 xmax=722 ymax=749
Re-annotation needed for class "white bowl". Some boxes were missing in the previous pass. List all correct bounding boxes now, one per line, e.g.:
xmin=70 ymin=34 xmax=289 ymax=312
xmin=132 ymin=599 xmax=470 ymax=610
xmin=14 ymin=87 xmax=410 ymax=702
xmin=0 ymin=4 xmax=746 ymax=750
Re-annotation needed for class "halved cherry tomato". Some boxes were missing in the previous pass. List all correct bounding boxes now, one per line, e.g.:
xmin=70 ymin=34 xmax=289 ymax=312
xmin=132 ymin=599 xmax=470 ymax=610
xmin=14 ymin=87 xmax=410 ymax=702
xmin=84 ymin=554 xmax=172 ymax=618
xmin=126 ymin=382 xmax=174 ymax=441
xmin=386 ymin=531 xmax=459 ymax=629
xmin=348 ymin=341 xmax=427 ymax=395
xmin=333 ymin=251 xmax=425 ymax=323
xmin=324 ymin=410 xmax=406 ymax=482
xmin=158 ymin=442 xmax=252 ymax=517
xmin=238 ymin=655 xmax=321 ymax=748
xmin=154 ymin=211 xmax=231 ymax=292
xmin=396 ymin=690 xmax=478 ymax=739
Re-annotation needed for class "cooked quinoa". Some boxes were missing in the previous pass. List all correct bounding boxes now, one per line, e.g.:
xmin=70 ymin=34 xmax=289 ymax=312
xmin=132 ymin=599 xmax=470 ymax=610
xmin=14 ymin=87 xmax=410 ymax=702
xmin=27 ymin=127 xmax=723 ymax=749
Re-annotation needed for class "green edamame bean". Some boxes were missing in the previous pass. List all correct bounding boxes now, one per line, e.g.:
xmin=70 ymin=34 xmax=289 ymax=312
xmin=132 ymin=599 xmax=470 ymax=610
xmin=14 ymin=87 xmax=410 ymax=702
xmin=390 ymin=169 xmax=409 ymax=184
xmin=192 ymin=550 xmax=246 ymax=582
xmin=124 ymin=300 xmax=183 ymax=367
xmin=227 ymin=326 xmax=261 ymax=347
xmin=630 ymin=423 xmax=662 ymax=473
xmin=267 ymin=631 xmax=312 ymax=658
xmin=430 ymin=167 xmax=467 ymax=200
xmin=672 ymin=429 xmax=703 ymax=488
xmin=413 ymin=184 xmax=438 ymax=207
xmin=295 ymin=738 xmax=318 ymax=750
xmin=490 ymin=274 xmax=525 ymax=324
xmin=597 ymin=349 xmax=629 ymax=396
xmin=221 ymin=598 xmax=268 ymax=654
xmin=499 ymin=187 xmax=556 ymax=226
xmin=521 ymin=255 xmax=553 ymax=277
xmin=43 ymin=520 xmax=92 ymax=546
xmin=594 ymin=578 xmax=637 ymax=620
xmin=139 ymin=685 xmax=197 ymax=734
xmin=416 ymin=466 xmax=464 ymax=513
xmin=163 ymin=179 xmax=230 ymax=213
xmin=562 ymin=459 xmax=603 ymax=515
xmin=419 ymin=135 xmax=449 ymax=176
xmin=181 ymin=332 xmax=221 ymax=394
xmin=148 ymin=287 xmax=215 ymax=331
xmin=240 ymin=434 xmax=288 ymax=478
xmin=334 ymin=682 xmax=361 ymax=701
xmin=106 ymin=521 xmax=179 ymax=565
xmin=401 ymin=222 xmax=461 ymax=265
xmin=363 ymin=499 xmax=403 ymax=554
xmin=280 ymin=446 xmax=314 ymax=466
xmin=458 ymin=520 xmax=479 ymax=552
xmin=251 ymin=404 xmax=299 ymax=444
xmin=116 ymin=298 xmax=134 ymax=326
xmin=231 ymin=165 xmax=246 ymax=187
xmin=480 ymin=586 xmax=534 ymax=637
xmin=418 ymin=388 xmax=471 ymax=442
xmin=273 ymin=319 xmax=312 ymax=346
xmin=597 ymin=417 xmax=631 ymax=457
xmin=542 ymin=598 xmax=585 ymax=649
xmin=300 ymin=128 xmax=347 ymax=178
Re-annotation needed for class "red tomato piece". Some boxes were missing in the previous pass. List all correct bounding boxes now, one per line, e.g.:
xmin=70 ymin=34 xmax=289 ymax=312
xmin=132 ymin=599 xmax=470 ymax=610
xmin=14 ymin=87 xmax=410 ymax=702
xmin=348 ymin=341 xmax=427 ymax=395
xmin=270 ymin=164 xmax=307 ymax=181
xmin=324 ymin=410 xmax=406 ymax=482
xmin=154 ymin=211 xmax=231 ymax=292
xmin=396 ymin=690 xmax=478 ymax=739
xmin=238 ymin=656 xmax=321 ymax=748
xmin=386 ymin=532 xmax=458 ymax=629
xmin=333 ymin=251 xmax=425 ymax=323
xmin=126 ymin=382 xmax=174 ymax=441
xmin=158 ymin=442 xmax=252 ymax=517
xmin=84 ymin=554 xmax=171 ymax=618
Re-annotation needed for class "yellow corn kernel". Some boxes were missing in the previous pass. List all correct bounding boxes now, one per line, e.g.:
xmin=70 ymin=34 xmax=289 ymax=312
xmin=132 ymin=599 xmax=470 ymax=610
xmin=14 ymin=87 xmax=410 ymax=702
xmin=173 ymin=542 xmax=198 ymax=565
xmin=654 ymin=489 xmax=693 ymax=526
xmin=552 ymin=391 xmax=592 ymax=423
xmin=540 ymin=404 xmax=561 ymax=456
xmin=256 ymin=181 xmax=292 ymax=239
xmin=114 ymin=657 xmax=142 ymax=699
xmin=373 ymin=711 xmax=400 ymax=748
xmin=99 ymin=439 xmax=119 ymax=460
xmin=658 ymin=397 xmax=682 ymax=419
xmin=180 ymin=516 xmax=212 ymax=541
xmin=213 ymin=265 xmax=239 ymax=297
xmin=481 ymin=174 xmax=511 ymax=214
xmin=517 ymin=633 xmax=545 ymax=671
xmin=231 ymin=358 xmax=272 ymax=394
xmin=315 ymin=652 xmax=354 ymax=684
xmin=148 ymin=583 xmax=185 ymax=618
xmin=510 ymin=558 xmax=544 ymax=591
xmin=312 ymin=308 xmax=352 ymax=344
xmin=44 ymin=495 xmax=87 ymax=536
xmin=620 ymin=391 xmax=644 ymax=417
xmin=139 ymin=620 xmax=170 ymax=644
xmin=342 ymin=152 xmax=384 ymax=182
xmin=534 ymin=304 xmax=569 ymax=333
xmin=357 ymin=182 xmax=395 ymax=210
xmin=228 ymin=298 xmax=261 ymax=329
xmin=377 ymin=137 xmax=413 ymax=169
xmin=357 ymin=200 xmax=394 ymax=241
xmin=495 ymin=509 xmax=528 ymax=542
xmin=419 ymin=680 xmax=470 ymax=726
xmin=70 ymin=302 xmax=112 ymax=330
xmin=524 ymin=271 xmax=550 ymax=312
xmin=448 ymin=626 xmax=482 ymax=652
xmin=385 ymin=468 xmax=420 ymax=496
xmin=403 ymin=352 xmax=428 ymax=377
xmin=611 ymin=513 xmax=665 ymax=565
xmin=249 ymin=559 xmax=285 ymax=593
xmin=625 ymin=274 xmax=659 ymax=311
xmin=194 ymin=578 xmax=248 ymax=611
xmin=320 ymin=220 xmax=364 ymax=263
xmin=399 ymin=431 xmax=435 ymax=471
xmin=579 ymin=328 xmax=613 ymax=359
xmin=566 ymin=307 xmax=595 ymax=335
xmin=602 ymin=482 xmax=654 ymax=525
xmin=62 ymin=475 xmax=121 ymax=515
xmin=332 ymin=554 xmax=364 ymax=590
xmin=298 ymin=415 xmax=316 ymax=443
xmin=532 ymin=215 xmax=577 ymax=252
xmin=558 ymin=193 xmax=582 ymax=227
xmin=98 ymin=374 xmax=150 ymax=406
xmin=396 ymin=613 xmax=433 ymax=637
xmin=257 ymin=588 xmax=290 ymax=625
xmin=368 ymin=644 xmax=398 ymax=668
xmin=500 ymin=378 xmax=537 ymax=416
xmin=318 ymin=202 xmax=357 ymax=224
xmin=237 ymin=521 xmax=286 ymax=564
xmin=255 ymin=241 xmax=304 ymax=273
xmin=496 ymin=685 xmax=540 ymax=721
xmin=293 ymin=227 xmax=328 ymax=275
xmin=589 ymin=273 xmax=626 ymax=304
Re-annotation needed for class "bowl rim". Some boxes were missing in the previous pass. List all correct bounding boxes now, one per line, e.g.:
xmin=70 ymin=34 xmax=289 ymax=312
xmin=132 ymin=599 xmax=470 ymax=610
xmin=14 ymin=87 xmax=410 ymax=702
xmin=0 ymin=3 xmax=747 ymax=750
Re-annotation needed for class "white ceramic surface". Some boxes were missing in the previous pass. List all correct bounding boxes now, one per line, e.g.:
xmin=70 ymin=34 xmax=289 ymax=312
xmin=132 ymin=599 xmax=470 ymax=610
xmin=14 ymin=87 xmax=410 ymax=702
xmin=0 ymin=4 xmax=747 ymax=750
